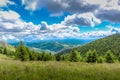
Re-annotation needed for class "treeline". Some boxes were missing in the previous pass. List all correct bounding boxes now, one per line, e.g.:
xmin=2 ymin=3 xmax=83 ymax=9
xmin=0 ymin=41 xmax=120 ymax=63
xmin=15 ymin=41 xmax=55 ymax=61
xmin=62 ymin=49 xmax=117 ymax=63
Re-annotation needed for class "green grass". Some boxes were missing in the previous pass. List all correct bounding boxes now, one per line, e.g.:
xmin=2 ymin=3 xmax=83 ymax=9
xmin=0 ymin=60 xmax=120 ymax=80
xmin=0 ymin=54 xmax=13 ymax=60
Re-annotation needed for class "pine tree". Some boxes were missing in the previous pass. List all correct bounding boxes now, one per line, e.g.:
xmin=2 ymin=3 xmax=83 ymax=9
xmin=0 ymin=47 xmax=3 ymax=54
xmin=29 ymin=51 xmax=36 ymax=60
xmin=3 ymin=47 xmax=7 ymax=55
xmin=36 ymin=53 xmax=42 ymax=61
xmin=48 ymin=53 xmax=55 ymax=61
xmin=86 ymin=50 xmax=98 ymax=63
xmin=55 ymin=53 xmax=61 ymax=61
xmin=105 ymin=50 xmax=115 ymax=63
xmin=16 ymin=41 xmax=29 ymax=61
xmin=97 ymin=56 xmax=104 ymax=63
xmin=69 ymin=48 xmax=80 ymax=62
xmin=118 ymin=55 xmax=120 ymax=62
xmin=61 ymin=55 xmax=65 ymax=61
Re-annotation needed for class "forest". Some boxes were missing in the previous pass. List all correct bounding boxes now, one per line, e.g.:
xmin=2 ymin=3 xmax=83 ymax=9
xmin=0 ymin=41 xmax=119 ymax=63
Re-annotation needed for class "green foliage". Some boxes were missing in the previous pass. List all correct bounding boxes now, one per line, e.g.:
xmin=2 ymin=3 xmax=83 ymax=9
xmin=3 ymin=47 xmax=8 ymax=55
xmin=69 ymin=49 xmax=81 ymax=62
xmin=0 ymin=47 xmax=3 ymax=54
xmin=105 ymin=50 xmax=115 ymax=63
xmin=55 ymin=53 xmax=61 ymax=61
xmin=118 ymin=55 xmax=120 ymax=62
xmin=29 ymin=51 xmax=36 ymax=60
xmin=97 ymin=56 xmax=104 ymax=63
xmin=86 ymin=50 xmax=98 ymax=63
xmin=71 ymin=34 xmax=120 ymax=56
xmin=16 ymin=41 xmax=29 ymax=61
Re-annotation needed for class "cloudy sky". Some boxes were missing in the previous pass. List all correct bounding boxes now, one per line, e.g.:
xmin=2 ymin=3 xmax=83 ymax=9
xmin=0 ymin=0 xmax=120 ymax=42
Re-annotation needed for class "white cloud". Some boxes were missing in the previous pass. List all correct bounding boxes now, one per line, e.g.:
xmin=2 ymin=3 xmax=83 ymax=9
xmin=62 ymin=13 xmax=101 ymax=27
xmin=0 ymin=0 xmax=16 ymax=7
xmin=0 ymin=10 xmax=82 ymax=41
xmin=22 ymin=0 xmax=120 ymax=23
xmin=80 ymin=26 xmax=120 ymax=38
xmin=0 ymin=10 xmax=120 ymax=42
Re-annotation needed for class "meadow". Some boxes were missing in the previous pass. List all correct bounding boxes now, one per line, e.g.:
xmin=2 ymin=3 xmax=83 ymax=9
xmin=0 ymin=60 xmax=120 ymax=80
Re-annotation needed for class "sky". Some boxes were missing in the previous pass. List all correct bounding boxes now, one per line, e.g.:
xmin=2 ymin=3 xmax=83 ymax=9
xmin=0 ymin=0 xmax=120 ymax=42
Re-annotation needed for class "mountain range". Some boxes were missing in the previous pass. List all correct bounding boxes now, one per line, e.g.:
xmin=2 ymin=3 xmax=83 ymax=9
xmin=9 ymin=38 xmax=95 ymax=53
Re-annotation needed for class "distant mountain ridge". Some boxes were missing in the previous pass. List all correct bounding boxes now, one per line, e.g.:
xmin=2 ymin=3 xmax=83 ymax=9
xmin=9 ymin=39 xmax=95 ymax=53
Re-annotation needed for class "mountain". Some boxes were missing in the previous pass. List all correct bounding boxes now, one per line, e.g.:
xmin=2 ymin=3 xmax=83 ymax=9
xmin=60 ymin=34 xmax=120 ymax=55
xmin=9 ymin=38 xmax=95 ymax=53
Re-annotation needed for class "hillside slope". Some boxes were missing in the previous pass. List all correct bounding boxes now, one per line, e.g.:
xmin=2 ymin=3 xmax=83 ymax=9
xmin=9 ymin=39 xmax=94 ymax=52
xmin=76 ymin=34 xmax=120 ymax=55
xmin=59 ymin=34 xmax=120 ymax=55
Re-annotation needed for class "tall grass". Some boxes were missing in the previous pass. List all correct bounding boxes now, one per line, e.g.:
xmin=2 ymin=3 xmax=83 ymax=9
xmin=0 ymin=60 xmax=120 ymax=80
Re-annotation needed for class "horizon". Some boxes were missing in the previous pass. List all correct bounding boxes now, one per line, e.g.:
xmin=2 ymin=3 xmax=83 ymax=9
xmin=0 ymin=0 xmax=120 ymax=42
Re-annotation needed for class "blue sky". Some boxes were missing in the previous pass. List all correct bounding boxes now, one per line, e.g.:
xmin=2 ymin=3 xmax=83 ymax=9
xmin=0 ymin=0 xmax=120 ymax=42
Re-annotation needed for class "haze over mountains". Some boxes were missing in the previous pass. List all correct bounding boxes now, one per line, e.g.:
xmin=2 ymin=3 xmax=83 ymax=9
xmin=9 ymin=38 xmax=96 ymax=53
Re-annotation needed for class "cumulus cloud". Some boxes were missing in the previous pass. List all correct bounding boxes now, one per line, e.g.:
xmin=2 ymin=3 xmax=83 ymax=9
xmin=95 ymin=0 xmax=120 ymax=22
xmin=0 ymin=0 xmax=16 ymax=7
xmin=62 ymin=13 xmax=101 ymax=27
xmin=22 ymin=0 xmax=120 ymax=23
xmin=0 ymin=10 xmax=81 ymax=41
xmin=22 ymin=0 xmax=99 ymax=13
xmin=80 ymin=26 xmax=120 ymax=38
xmin=0 ymin=10 xmax=40 ymax=41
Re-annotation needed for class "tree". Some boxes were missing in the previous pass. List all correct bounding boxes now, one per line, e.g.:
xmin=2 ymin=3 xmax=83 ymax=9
xmin=61 ymin=55 xmax=65 ymax=61
xmin=69 ymin=49 xmax=80 ymax=62
xmin=55 ymin=53 xmax=61 ymax=61
xmin=86 ymin=50 xmax=98 ymax=63
xmin=105 ymin=50 xmax=115 ymax=63
xmin=118 ymin=55 xmax=120 ymax=62
xmin=0 ymin=47 xmax=3 ymax=54
xmin=48 ymin=53 xmax=55 ymax=61
xmin=29 ymin=51 xmax=36 ymax=60
xmin=36 ymin=53 xmax=42 ymax=61
xmin=3 ymin=47 xmax=8 ymax=55
xmin=16 ymin=41 xmax=29 ymax=61
xmin=97 ymin=56 xmax=104 ymax=63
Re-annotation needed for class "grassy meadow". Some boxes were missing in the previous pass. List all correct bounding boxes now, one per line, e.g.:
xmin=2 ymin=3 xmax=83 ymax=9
xmin=0 ymin=60 xmax=120 ymax=80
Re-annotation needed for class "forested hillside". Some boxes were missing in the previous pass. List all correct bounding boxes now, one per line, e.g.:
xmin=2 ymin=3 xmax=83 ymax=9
xmin=60 ymin=34 xmax=120 ymax=56
xmin=76 ymin=34 xmax=120 ymax=56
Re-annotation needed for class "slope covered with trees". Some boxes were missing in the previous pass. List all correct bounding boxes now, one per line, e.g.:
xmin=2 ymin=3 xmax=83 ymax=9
xmin=74 ymin=34 xmax=120 ymax=56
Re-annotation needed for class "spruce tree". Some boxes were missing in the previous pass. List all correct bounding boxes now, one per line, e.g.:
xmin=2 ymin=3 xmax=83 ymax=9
xmin=86 ymin=50 xmax=98 ymax=63
xmin=16 ymin=41 xmax=29 ymax=61
xmin=48 ymin=53 xmax=55 ymax=61
xmin=29 ymin=51 xmax=36 ymax=60
xmin=105 ymin=50 xmax=115 ymax=63
xmin=69 ymin=48 xmax=80 ymax=62
xmin=97 ymin=56 xmax=104 ymax=63
xmin=55 ymin=53 xmax=61 ymax=61
xmin=0 ymin=47 xmax=3 ymax=54
xmin=3 ymin=47 xmax=7 ymax=55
